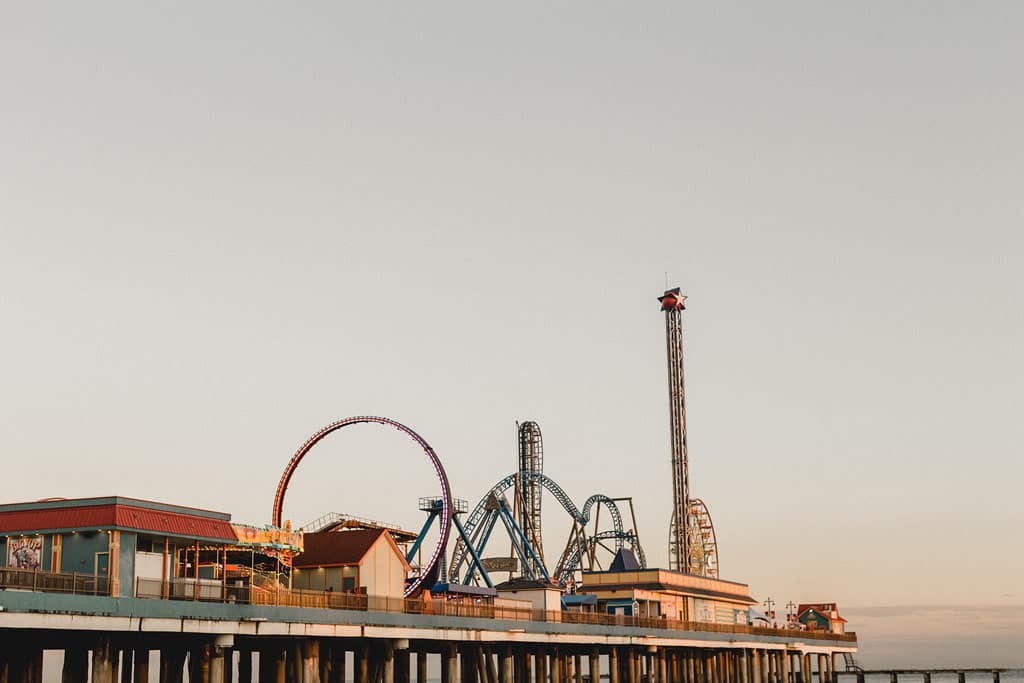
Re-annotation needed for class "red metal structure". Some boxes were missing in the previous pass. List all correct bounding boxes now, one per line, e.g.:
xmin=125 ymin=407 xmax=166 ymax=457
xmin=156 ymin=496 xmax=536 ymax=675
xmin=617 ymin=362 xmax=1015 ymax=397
xmin=271 ymin=416 xmax=453 ymax=597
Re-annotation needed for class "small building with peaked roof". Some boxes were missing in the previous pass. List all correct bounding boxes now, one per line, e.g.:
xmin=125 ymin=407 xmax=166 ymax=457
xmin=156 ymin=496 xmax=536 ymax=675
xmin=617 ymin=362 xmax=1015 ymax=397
xmin=291 ymin=529 xmax=410 ymax=599
xmin=797 ymin=603 xmax=848 ymax=634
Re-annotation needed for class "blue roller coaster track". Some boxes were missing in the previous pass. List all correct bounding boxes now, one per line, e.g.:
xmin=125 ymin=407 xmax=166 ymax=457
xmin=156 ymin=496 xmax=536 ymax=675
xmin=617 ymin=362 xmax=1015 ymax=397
xmin=449 ymin=471 xmax=646 ymax=586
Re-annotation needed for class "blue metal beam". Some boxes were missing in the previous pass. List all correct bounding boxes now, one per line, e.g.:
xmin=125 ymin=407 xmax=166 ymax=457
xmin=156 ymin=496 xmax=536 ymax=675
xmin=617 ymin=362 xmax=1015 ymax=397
xmin=452 ymin=515 xmax=493 ymax=589
xmin=406 ymin=511 xmax=438 ymax=563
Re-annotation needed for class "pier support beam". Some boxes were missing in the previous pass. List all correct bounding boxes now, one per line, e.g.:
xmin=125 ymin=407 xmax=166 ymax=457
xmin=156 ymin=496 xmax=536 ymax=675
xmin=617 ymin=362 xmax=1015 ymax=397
xmin=357 ymin=644 xmax=370 ymax=683
xmin=417 ymin=652 xmax=428 ymax=683
xmin=238 ymin=649 xmax=252 ymax=683
xmin=332 ymin=645 xmax=347 ymax=683
xmin=161 ymin=647 xmax=186 ymax=683
xmin=63 ymin=647 xmax=89 ymax=683
xmin=501 ymin=648 xmax=514 ymax=683
xmin=258 ymin=645 xmax=286 ymax=683
xmin=442 ymin=647 xmax=457 ymax=683
xmin=536 ymin=650 xmax=548 ymax=683
xmin=190 ymin=643 xmax=212 ymax=683
xmin=133 ymin=649 xmax=150 ymax=683
xmin=486 ymin=648 xmax=498 ymax=683
xmin=210 ymin=644 xmax=227 ymax=683
xmin=395 ymin=644 xmax=410 ymax=683
xmin=382 ymin=641 xmax=394 ymax=683
xmin=93 ymin=638 xmax=116 ymax=683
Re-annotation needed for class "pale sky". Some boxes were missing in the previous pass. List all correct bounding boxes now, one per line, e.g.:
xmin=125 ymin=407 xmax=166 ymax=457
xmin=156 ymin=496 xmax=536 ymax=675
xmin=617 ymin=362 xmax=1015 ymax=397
xmin=2 ymin=2 xmax=1022 ymax=668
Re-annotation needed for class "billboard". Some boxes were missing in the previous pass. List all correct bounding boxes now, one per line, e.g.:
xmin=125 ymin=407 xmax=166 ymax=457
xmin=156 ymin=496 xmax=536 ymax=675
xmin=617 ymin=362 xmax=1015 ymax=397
xmin=7 ymin=536 xmax=44 ymax=569
xmin=231 ymin=524 xmax=304 ymax=552
xmin=481 ymin=557 xmax=518 ymax=573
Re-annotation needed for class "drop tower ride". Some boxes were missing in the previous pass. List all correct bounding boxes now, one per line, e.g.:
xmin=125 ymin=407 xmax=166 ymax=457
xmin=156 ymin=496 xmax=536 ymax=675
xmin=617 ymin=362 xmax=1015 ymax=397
xmin=658 ymin=288 xmax=691 ymax=573
xmin=658 ymin=287 xmax=719 ymax=577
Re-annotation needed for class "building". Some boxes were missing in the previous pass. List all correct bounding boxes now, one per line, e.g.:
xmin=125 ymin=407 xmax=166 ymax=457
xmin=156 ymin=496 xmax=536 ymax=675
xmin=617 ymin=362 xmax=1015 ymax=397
xmin=493 ymin=577 xmax=563 ymax=612
xmin=290 ymin=529 xmax=410 ymax=599
xmin=580 ymin=567 xmax=757 ymax=622
xmin=797 ymin=603 xmax=848 ymax=633
xmin=0 ymin=496 xmax=238 ymax=598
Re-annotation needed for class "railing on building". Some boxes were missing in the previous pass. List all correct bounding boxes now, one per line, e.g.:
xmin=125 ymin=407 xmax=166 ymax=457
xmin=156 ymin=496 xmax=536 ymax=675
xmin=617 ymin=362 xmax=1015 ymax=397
xmin=0 ymin=567 xmax=110 ymax=596
xmin=133 ymin=577 xmax=856 ymax=643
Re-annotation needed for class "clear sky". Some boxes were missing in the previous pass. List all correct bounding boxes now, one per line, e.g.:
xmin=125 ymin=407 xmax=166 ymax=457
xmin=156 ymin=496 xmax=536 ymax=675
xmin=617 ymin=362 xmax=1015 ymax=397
xmin=2 ymin=2 xmax=1022 ymax=668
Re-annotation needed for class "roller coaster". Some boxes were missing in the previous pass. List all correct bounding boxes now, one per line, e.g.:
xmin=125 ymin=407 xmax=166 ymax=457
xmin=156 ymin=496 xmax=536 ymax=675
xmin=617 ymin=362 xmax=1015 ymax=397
xmin=448 ymin=422 xmax=647 ymax=588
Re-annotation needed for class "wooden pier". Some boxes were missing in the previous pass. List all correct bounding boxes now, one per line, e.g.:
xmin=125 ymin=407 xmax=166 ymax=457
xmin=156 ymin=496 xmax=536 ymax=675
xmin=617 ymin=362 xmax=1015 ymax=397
xmin=0 ymin=588 xmax=855 ymax=683
xmin=837 ymin=671 xmax=1010 ymax=683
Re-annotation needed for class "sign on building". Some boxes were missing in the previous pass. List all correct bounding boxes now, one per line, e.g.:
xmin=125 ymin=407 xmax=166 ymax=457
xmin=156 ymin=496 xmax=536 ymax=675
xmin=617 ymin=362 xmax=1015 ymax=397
xmin=7 ymin=536 xmax=43 ymax=569
xmin=481 ymin=557 xmax=518 ymax=573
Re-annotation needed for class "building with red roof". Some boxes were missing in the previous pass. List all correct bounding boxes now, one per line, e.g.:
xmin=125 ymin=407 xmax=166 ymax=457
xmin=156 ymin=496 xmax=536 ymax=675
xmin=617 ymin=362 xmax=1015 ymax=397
xmin=290 ymin=529 xmax=411 ymax=599
xmin=796 ymin=602 xmax=848 ymax=634
xmin=0 ymin=496 xmax=243 ymax=598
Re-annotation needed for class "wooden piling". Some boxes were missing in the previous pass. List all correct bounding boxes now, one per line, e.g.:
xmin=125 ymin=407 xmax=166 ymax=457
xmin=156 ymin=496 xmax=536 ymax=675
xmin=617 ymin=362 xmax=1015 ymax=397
xmin=443 ymin=646 xmax=458 ymax=683
xmin=134 ymin=649 xmax=150 ymax=683
xmin=382 ymin=642 xmax=394 ymax=683
xmin=537 ymin=650 xmax=549 ymax=683
xmin=161 ymin=646 xmax=186 ymax=683
xmin=501 ymin=648 xmax=514 ymax=683
xmin=210 ymin=645 xmax=226 ymax=683
xmin=486 ymin=648 xmax=499 ymax=683
xmin=94 ymin=637 xmax=116 ymax=683
xmin=238 ymin=649 xmax=253 ymax=683
xmin=63 ymin=647 xmax=89 ymax=683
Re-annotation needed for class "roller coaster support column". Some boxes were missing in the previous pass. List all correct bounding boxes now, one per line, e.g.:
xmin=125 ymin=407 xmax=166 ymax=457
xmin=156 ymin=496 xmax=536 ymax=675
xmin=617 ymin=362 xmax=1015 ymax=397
xmin=407 ymin=510 xmax=439 ymax=563
xmin=452 ymin=515 xmax=494 ymax=588
xmin=496 ymin=499 xmax=551 ymax=583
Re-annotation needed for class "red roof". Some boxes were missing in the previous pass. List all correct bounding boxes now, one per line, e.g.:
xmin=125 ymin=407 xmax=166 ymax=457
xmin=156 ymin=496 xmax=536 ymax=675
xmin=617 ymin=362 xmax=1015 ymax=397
xmin=0 ymin=503 xmax=235 ymax=543
xmin=294 ymin=529 xmax=410 ymax=570
xmin=797 ymin=603 xmax=848 ymax=623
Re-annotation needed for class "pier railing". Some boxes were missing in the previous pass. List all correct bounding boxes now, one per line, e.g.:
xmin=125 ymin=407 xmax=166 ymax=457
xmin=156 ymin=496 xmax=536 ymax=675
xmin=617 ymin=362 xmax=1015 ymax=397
xmin=132 ymin=577 xmax=856 ymax=642
xmin=0 ymin=566 xmax=110 ymax=596
xmin=838 ymin=670 xmax=1009 ymax=683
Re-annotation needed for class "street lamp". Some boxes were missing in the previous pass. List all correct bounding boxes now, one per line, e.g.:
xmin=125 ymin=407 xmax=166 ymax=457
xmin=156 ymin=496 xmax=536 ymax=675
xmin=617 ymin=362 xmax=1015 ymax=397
xmin=786 ymin=601 xmax=797 ymax=624
xmin=763 ymin=597 xmax=775 ymax=620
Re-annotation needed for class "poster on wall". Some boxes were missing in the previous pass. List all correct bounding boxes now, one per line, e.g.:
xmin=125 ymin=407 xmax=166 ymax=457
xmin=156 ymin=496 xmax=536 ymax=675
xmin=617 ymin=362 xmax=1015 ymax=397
xmin=7 ymin=536 xmax=44 ymax=569
xmin=694 ymin=599 xmax=715 ymax=623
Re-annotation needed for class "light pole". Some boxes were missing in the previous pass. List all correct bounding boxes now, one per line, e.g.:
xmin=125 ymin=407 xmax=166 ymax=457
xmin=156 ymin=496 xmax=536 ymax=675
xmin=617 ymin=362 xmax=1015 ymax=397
xmin=786 ymin=601 xmax=797 ymax=625
xmin=763 ymin=597 xmax=775 ymax=620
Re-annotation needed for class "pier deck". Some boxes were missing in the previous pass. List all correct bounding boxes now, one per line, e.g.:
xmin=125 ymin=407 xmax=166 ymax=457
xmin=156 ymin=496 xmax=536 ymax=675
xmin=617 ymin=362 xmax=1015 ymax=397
xmin=0 ymin=588 xmax=855 ymax=683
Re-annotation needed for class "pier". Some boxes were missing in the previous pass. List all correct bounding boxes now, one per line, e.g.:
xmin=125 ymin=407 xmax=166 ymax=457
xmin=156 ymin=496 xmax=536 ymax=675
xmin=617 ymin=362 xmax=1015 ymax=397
xmin=0 ymin=295 xmax=859 ymax=682
xmin=0 ymin=579 xmax=855 ymax=683
xmin=838 ymin=672 xmax=1010 ymax=683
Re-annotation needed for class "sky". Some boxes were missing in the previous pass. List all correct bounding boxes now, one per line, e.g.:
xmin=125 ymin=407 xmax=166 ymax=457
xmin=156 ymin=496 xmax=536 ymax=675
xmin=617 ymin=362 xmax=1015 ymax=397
xmin=2 ymin=1 xmax=1022 ymax=668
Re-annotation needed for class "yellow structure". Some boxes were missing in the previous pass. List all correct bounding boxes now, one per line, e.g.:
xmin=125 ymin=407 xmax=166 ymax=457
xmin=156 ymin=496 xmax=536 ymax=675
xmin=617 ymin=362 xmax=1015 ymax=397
xmin=580 ymin=568 xmax=756 ymax=623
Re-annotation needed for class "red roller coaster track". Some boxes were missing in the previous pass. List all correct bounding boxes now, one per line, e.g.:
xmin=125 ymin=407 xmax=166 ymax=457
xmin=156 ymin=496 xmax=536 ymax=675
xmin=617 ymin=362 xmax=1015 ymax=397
xmin=271 ymin=416 xmax=453 ymax=597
